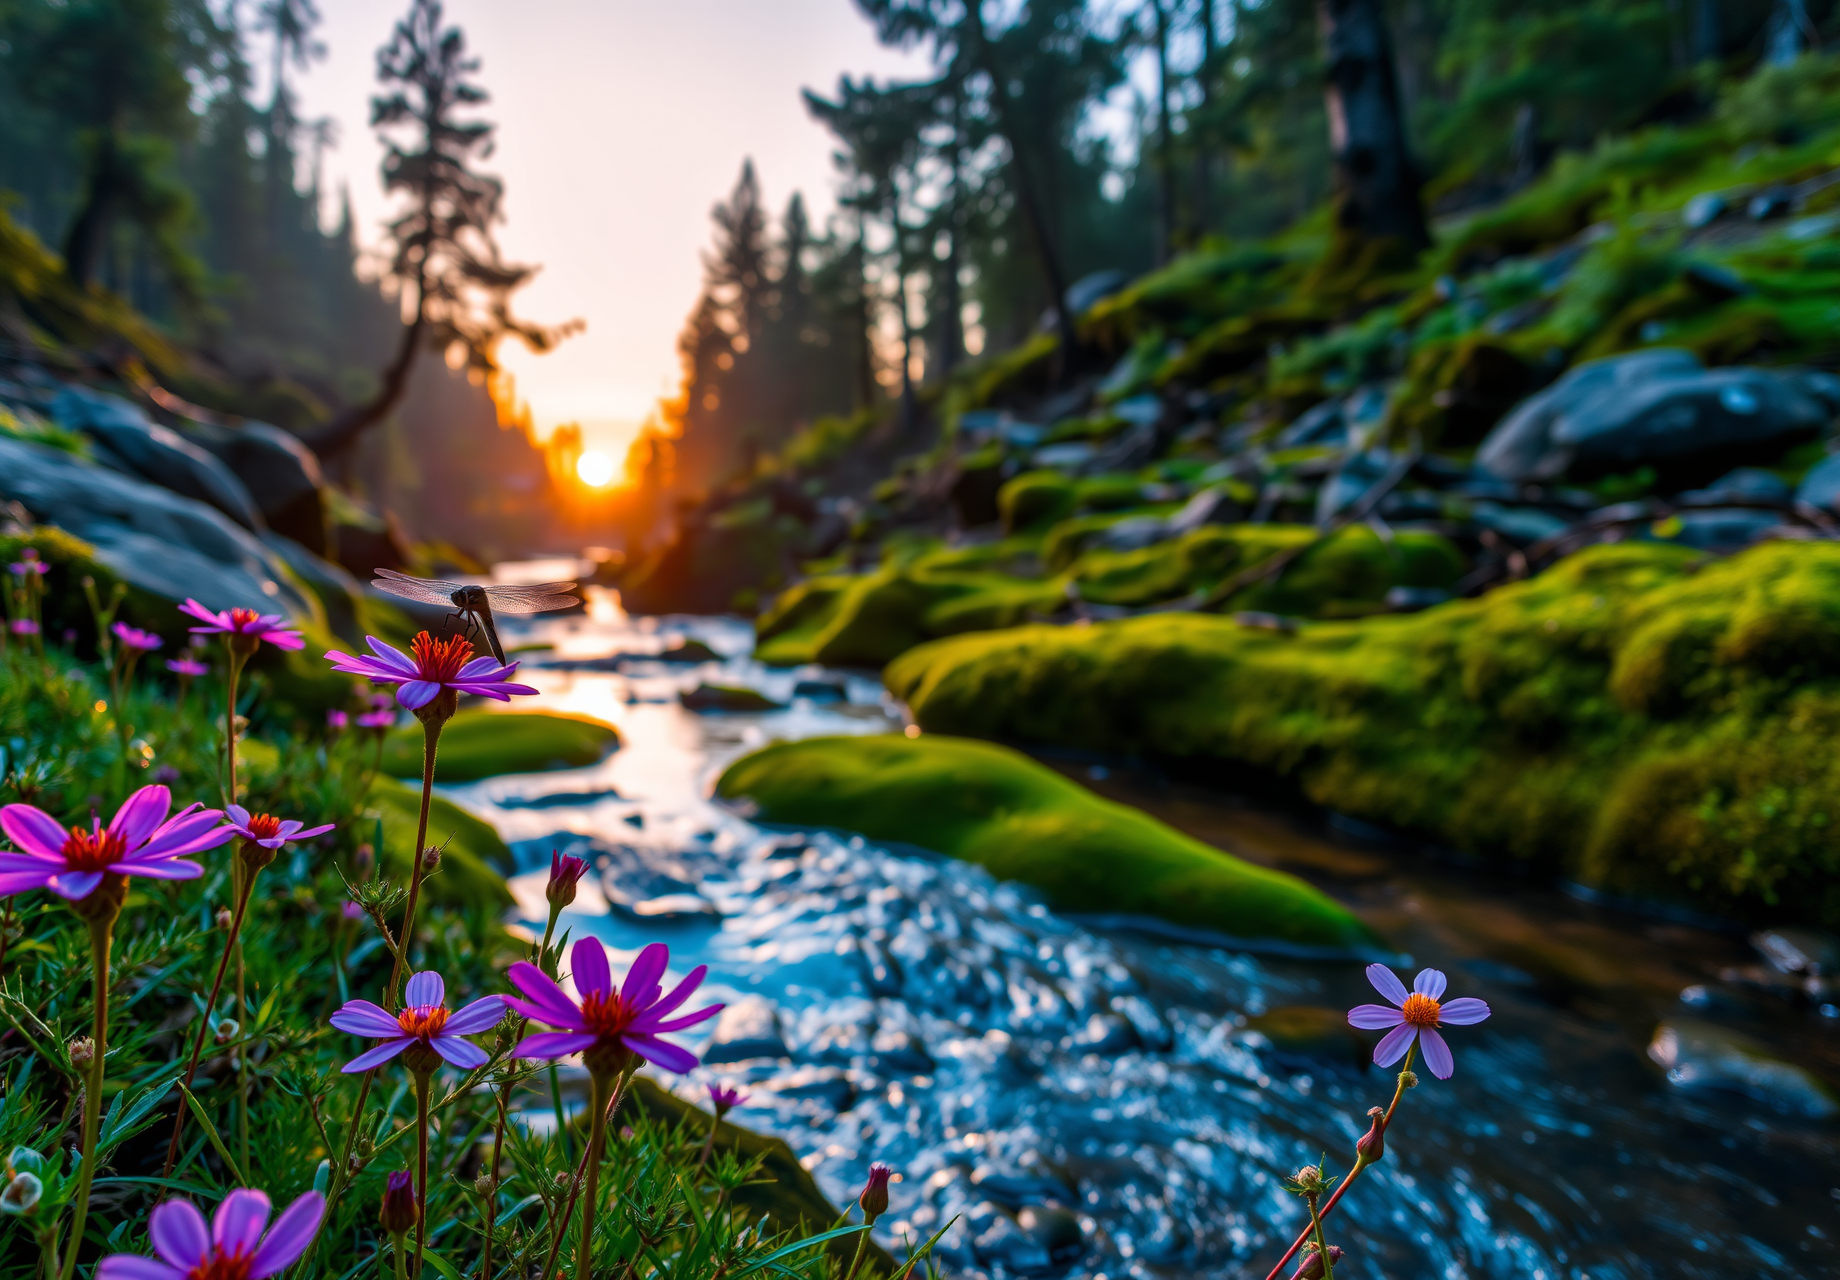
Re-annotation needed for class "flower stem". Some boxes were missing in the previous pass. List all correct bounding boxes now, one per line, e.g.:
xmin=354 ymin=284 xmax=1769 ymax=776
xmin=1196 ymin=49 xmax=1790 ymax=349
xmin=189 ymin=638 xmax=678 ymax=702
xmin=1261 ymin=1043 xmax=1417 ymax=1280
xmin=414 ymin=1072 xmax=432 ymax=1280
xmin=161 ymin=862 xmax=258 ymax=1179
xmin=385 ymin=719 xmax=443 ymax=1009
xmin=575 ymin=1071 xmax=613 ymax=1280
xmin=223 ymin=642 xmax=245 ymax=809
xmin=841 ymin=1229 xmax=872 ymax=1280
xmin=61 ymin=901 xmax=118 ymax=1280
xmin=541 ymin=1063 xmax=631 ymax=1280
xmin=477 ymin=1088 xmax=509 ymax=1280
xmin=1306 ymin=1194 xmax=1333 ymax=1280
xmin=393 ymin=1233 xmax=409 ymax=1280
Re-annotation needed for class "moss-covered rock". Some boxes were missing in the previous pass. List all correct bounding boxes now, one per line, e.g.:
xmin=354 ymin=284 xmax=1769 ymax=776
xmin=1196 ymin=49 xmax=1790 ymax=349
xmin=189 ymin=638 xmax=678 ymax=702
xmin=380 ymin=709 xmax=620 ymax=782
xmin=717 ymin=734 xmax=1381 ymax=954
xmin=681 ymin=683 xmax=786 ymax=712
xmin=885 ymin=541 xmax=1840 ymax=927
xmin=366 ymin=776 xmax=512 ymax=906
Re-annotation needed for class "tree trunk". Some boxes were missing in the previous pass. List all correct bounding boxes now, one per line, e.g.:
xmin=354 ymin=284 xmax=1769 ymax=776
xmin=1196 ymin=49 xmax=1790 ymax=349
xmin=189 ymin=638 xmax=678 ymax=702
xmin=63 ymin=133 xmax=120 ymax=286
xmin=1154 ymin=0 xmax=1177 ymax=263
xmin=1318 ymin=0 xmax=1428 ymax=250
xmin=1191 ymin=0 xmax=1217 ymax=238
xmin=938 ymin=85 xmax=966 ymax=379
xmin=852 ymin=206 xmax=877 ymax=415
xmin=300 ymin=306 xmax=426 ymax=458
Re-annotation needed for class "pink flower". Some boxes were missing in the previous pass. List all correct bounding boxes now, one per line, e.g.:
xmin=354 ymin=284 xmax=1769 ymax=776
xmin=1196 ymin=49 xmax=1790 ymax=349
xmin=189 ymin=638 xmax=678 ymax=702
xmin=0 ymin=786 xmax=235 ymax=901
xmin=96 ymin=1188 xmax=324 ymax=1280
xmin=356 ymin=709 xmax=395 ymax=730
xmin=8 ymin=619 xmax=38 ymax=636
xmin=326 ymin=709 xmax=349 ymax=730
xmin=709 ymin=1083 xmax=745 ymax=1116
xmin=325 ymin=633 xmax=536 ymax=711
xmin=1347 ymin=965 xmax=1491 ymax=1079
xmin=506 ymin=939 xmax=722 ymax=1074
xmin=329 ymin=971 xmax=504 ymax=1074
xmin=179 ymin=600 xmax=305 ymax=651
xmin=341 ymin=901 xmax=366 ymax=922
xmin=112 ymin=623 xmax=163 ymax=653
xmin=545 ymin=850 xmax=590 ymax=910
xmin=222 ymin=806 xmax=335 ymax=850
xmin=859 ymin=1164 xmax=893 ymax=1223
xmin=165 ymin=658 xmax=210 ymax=678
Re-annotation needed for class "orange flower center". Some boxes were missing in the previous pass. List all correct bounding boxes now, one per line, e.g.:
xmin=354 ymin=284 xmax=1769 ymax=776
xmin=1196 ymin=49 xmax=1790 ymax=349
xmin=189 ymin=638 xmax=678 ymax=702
xmin=228 ymin=608 xmax=261 ymax=630
xmin=244 ymin=814 xmax=283 ymax=841
xmin=61 ymin=826 xmax=127 ymax=873
xmin=410 ymin=632 xmax=473 ymax=682
xmin=187 ymin=1250 xmax=254 ymax=1280
xmin=397 ymin=1005 xmax=449 ymax=1039
xmin=1401 ymin=993 xmax=1441 ymax=1027
xmin=579 ymin=990 xmax=635 ymax=1038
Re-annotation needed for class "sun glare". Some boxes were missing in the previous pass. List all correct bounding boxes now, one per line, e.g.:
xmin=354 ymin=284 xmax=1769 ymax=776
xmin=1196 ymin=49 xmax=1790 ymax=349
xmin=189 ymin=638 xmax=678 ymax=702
xmin=576 ymin=450 xmax=615 ymax=488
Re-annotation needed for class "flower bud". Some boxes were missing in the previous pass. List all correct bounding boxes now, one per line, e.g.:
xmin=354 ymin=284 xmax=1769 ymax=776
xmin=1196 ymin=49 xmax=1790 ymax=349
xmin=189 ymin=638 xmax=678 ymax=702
xmin=545 ymin=851 xmax=589 ymax=911
xmin=473 ymin=1172 xmax=496 ymax=1197
xmin=216 ymin=907 xmax=234 ymax=931
xmin=379 ymin=1170 xmax=419 ymax=1237
xmin=858 ymin=1163 xmax=892 ymax=1225
xmin=1355 ymin=1107 xmax=1386 ymax=1166
xmin=553 ymin=1171 xmax=571 ymax=1190
xmin=1399 ymin=1069 xmax=1418 ymax=1089
xmin=1289 ymin=1164 xmax=1325 ymax=1197
xmin=420 ymin=845 xmax=441 ymax=874
xmin=67 ymin=1036 xmax=94 ymax=1070
xmin=357 ymin=1134 xmax=375 ymax=1159
xmin=215 ymin=1020 xmax=239 ymax=1044
xmin=709 ymin=1083 xmax=745 ymax=1119
xmin=1289 ymin=1243 xmax=1345 ymax=1280
xmin=0 ymin=1171 xmax=41 ymax=1216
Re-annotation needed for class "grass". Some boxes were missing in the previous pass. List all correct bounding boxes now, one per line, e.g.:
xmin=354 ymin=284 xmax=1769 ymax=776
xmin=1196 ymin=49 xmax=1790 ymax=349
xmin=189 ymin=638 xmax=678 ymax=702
xmin=367 ymin=775 xmax=514 ymax=905
xmin=716 ymin=733 xmax=1381 ymax=954
xmin=380 ymin=708 xmax=621 ymax=782
xmin=884 ymin=540 xmax=1840 ymax=927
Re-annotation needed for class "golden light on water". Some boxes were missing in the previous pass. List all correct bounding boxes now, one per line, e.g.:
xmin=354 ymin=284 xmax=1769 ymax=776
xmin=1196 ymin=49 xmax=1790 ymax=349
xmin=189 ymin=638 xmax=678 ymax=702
xmin=576 ymin=450 xmax=615 ymax=488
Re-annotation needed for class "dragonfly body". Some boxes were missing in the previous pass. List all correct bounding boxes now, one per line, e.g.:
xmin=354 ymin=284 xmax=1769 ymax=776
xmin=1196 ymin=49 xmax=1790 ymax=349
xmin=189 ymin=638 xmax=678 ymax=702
xmin=372 ymin=569 xmax=579 ymax=666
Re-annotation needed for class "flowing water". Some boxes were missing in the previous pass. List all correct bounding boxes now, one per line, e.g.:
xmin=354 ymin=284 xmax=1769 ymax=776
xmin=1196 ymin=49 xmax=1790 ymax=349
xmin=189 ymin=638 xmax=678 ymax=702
xmin=447 ymin=566 xmax=1839 ymax=1280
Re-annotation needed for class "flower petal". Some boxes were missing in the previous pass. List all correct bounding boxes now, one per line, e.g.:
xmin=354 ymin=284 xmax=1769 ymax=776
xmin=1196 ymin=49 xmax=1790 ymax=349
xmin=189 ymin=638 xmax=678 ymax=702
xmin=261 ymin=631 xmax=306 ymax=651
xmin=149 ymin=1198 xmax=211 ymax=1270
xmin=330 ymin=1000 xmax=404 ymax=1038
xmin=293 ymin=823 xmax=336 ymax=840
xmin=0 ymin=869 xmax=57 ymax=895
xmin=363 ymin=637 xmax=418 ymax=672
xmin=212 ymin=1188 xmax=272 ymax=1256
xmin=513 ymin=1031 xmax=597 ymax=1060
xmin=1346 ymin=1004 xmax=1407 ymax=1030
xmin=248 ymin=1192 xmax=325 ymax=1278
xmin=457 ymin=656 xmax=507 ymax=679
xmin=443 ymin=996 xmax=505 ymax=1036
xmin=625 ymin=1033 xmax=699 ymax=1074
xmin=109 ymin=786 xmax=172 ymax=847
xmin=404 ymin=971 xmax=445 ymax=1009
xmin=120 ymin=858 xmax=204 ymax=882
xmin=1419 ymin=1027 xmax=1455 ymax=1079
xmin=621 ymin=942 xmax=667 ymax=1006
xmin=642 ymin=965 xmax=707 ymax=1021
xmin=1 ymin=804 xmax=70 ymax=860
xmin=1365 ymin=963 xmax=1409 ymax=1008
xmin=1438 ymin=997 xmax=1491 ymax=1026
xmin=644 ymin=1003 xmax=723 ymax=1034
xmin=1413 ymin=969 xmax=1448 ymax=1000
xmin=341 ymin=1038 xmax=411 ymax=1074
xmin=396 ymin=680 xmax=439 ymax=710
xmin=97 ymin=1258 xmax=185 ymax=1280
xmin=226 ymin=805 xmax=251 ymax=827
xmin=48 ymin=870 xmax=104 ymax=901
xmin=136 ymin=810 xmax=235 ymax=860
xmin=572 ymin=938 xmax=613 ymax=1000
xmin=505 ymin=963 xmax=585 ymax=1029
xmin=1372 ymin=1022 xmax=1418 ymax=1068
xmin=431 ymin=1035 xmax=488 ymax=1070
xmin=180 ymin=599 xmax=227 ymax=627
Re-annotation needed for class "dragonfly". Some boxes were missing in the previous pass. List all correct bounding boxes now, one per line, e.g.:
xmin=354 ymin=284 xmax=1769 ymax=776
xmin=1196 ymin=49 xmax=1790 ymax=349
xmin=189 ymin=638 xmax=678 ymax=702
xmin=371 ymin=569 xmax=580 ymax=666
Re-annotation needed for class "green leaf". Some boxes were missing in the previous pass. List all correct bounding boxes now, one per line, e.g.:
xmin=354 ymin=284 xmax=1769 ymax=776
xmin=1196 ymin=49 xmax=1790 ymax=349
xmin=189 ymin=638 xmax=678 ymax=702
xmin=177 ymin=1083 xmax=246 ymax=1185
xmin=415 ymin=1246 xmax=462 ymax=1280
xmin=733 ymin=1224 xmax=869 ymax=1278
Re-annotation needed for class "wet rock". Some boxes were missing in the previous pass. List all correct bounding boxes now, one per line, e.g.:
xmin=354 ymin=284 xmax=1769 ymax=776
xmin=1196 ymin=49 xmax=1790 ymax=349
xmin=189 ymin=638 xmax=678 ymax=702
xmin=1793 ymin=452 xmax=1840 ymax=513
xmin=768 ymin=1065 xmax=857 ymax=1112
xmin=1478 ymin=350 xmax=1833 ymax=486
xmin=792 ymin=677 xmax=849 ymax=702
xmin=183 ymin=418 xmax=330 ymax=553
xmin=971 ymin=1166 xmax=1077 ymax=1209
xmin=1315 ymin=449 xmax=1394 ymax=523
xmin=680 ymin=683 xmax=786 ymax=713
xmin=870 ymin=1028 xmax=934 ymax=1074
xmin=1065 ymin=269 xmax=1129 ymax=318
xmin=1660 ymin=508 xmax=1783 ymax=552
xmin=809 ymin=1021 xmax=873 ymax=1064
xmin=659 ymin=636 xmax=722 ymax=663
xmin=1752 ymin=927 xmax=1840 ymax=977
xmin=495 ymin=787 xmax=622 ymax=810
xmin=705 ymin=996 xmax=791 ymax=1064
xmin=973 ymin=1210 xmax=1053 ymax=1274
xmin=1243 ymin=1006 xmax=1371 ymax=1068
xmin=1648 ymin=1018 xmax=1838 ymax=1117
xmin=1679 ymin=467 xmax=1791 ymax=505
xmin=623 ymin=813 xmax=647 ymax=829
xmin=1033 ymin=442 xmax=1098 ymax=471
xmin=1110 ymin=994 xmax=1174 ymax=1051
xmin=53 ymin=387 xmax=263 ymax=531
xmin=1069 ymin=1012 xmax=1140 ymax=1055
xmin=262 ymin=530 xmax=366 ymax=644
xmin=1016 ymin=1204 xmax=1085 ymax=1263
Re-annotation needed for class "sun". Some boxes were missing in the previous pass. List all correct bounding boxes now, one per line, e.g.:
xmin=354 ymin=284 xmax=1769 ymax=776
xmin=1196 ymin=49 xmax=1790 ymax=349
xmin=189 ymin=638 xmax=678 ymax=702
xmin=576 ymin=450 xmax=615 ymax=488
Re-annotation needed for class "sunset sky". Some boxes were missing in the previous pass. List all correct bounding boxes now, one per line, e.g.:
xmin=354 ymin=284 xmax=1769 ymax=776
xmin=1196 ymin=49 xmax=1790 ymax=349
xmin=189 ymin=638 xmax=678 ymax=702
xmin=294 ymin=0 xmax=929 ymax=463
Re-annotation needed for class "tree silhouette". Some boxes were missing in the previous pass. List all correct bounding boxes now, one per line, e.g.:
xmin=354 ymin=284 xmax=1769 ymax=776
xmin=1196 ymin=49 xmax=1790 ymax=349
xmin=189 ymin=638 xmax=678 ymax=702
xmin=302 ymin=0 xmax=573 ymax=458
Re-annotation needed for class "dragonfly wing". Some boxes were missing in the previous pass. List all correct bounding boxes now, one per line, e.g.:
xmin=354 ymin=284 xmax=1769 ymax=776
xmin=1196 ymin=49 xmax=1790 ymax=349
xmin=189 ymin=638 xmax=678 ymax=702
xmin=481 ymin=582 xmax=581 ymax=615
xmin=371 ymin=569 xmax=466 ymax=607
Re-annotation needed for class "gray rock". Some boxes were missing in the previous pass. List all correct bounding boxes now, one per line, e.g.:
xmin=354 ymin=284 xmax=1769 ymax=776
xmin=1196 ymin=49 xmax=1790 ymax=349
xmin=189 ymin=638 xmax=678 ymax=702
xmin=1069 ymin=1012 xmax=1140 ymax=1054
xmin=0 ymin=436 xmax=316 ymax=621
xmin=704 ymin=996 xmax=790 ymax=1064
xmin=52 ymin=387 xmax=263 ymax=531
xmin=1662 ymin=508 xmax=1782 ymax=552
xmin=1648 ymin=1017 xmax=1838 ymax=1117
xmin=1315 ymin=449 xmax=1392 ymax=524
xmin=1680 ymin=467 xmax=1792 ymax=505
xmin=1468 ymin=501 xmax=1572 ymax=544
xmin=183 ymin=419 xmax=329 ymax=553
xmin=1794 ymin=452 xmax=1840 ymax=512
xmin=262 ymin=531 xmax=366 ymax=644
xmin=970 ymin=1167 xmax=1077 ymax=1209
xmin=1478 ymin=350 xmax=1833 ymax=485
xmin=769 ymin=1066 xmax=856 ymax=1112
xmin=1064 ymin=269 xmax=1129 ymax=317
xmin=870 ymin=1028 xmax=934 ymax=1074
xmin=1016 ymin=1205 xmax=1085 ymax=1262
xmin=972 ymin=1211 xmax=1053 ymax=1274
xmin=1752 ymin=927 xmax=1840 ymax=977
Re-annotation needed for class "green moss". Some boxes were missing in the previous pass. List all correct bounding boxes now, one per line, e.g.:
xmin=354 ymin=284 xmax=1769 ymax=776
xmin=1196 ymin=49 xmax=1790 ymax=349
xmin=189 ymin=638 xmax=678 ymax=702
xmin=381 ymin=710 xmax=620 ymax=782
xmin=366 ymin=776 xmax=512 ymax=906
xmin=1000 ymin=471 xmax=1078 ymax=534
xmin=885 ymin=541 xmax=1840 ymax=927
xmin=717 ymin=734 xmax=1380 ymax=954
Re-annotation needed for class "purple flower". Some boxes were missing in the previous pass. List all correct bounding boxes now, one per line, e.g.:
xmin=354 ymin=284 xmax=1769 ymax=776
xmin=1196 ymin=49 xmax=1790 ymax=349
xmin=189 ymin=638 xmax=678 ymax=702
xmin=356 ymin=709 xmax=396 ymax=730
xmin=112 ymin=623 xmax=163 ymax=653
xmin=709 ymin=1083 xmax=745 ymax=1116
xmin=95 ymin=1187 xmax=324 ymax=1280
xmin=165 ymin=658 xmax=210 ymax=678
xmin=179 ymin=600 xmax=305 ymax=651
xmin=0 ymin=786 xmax=235 ymax=901
xmin=329 ymin=971 xmax=504 ymax=1074
xmin=545 ymin=850 xmax=589 ymax=910
xmin=222 ymin=806 xmax=335 ymax=851
xmin=7 ymin=556 xmax=44 ymax=577
xmin=325 ymin=633 xmax=537 ymax=711
xmin=859 ymin=1164 xmax=893 ymax=1223
xmin=341 ymin=901 xmax=366 ymax=922
xmin=1347 ymin=965 xmax=1491 ymax=1079
xmin=326 ymin=709 xmax=349 ymax=730
xmin=506 ymin=939 xmax=722 ymax=1074
xmin=8 ymin=619 xmax=37 ymax=636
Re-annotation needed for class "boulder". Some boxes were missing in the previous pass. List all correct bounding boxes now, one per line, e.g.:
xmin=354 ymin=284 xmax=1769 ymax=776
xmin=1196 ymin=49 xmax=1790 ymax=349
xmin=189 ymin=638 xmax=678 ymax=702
xmin=52 ymin=386 xmax=263 ymax=531
xmin=1794 ymin=452 xmax=1840 ymax=512
xmin=680 ymin=683 xmax=786 ymax=713
xmin=334 ymin=505 xmax=412 ymax=577
xmin=183 ymin=419 xmax=330 ymax=554
xmin=704 ymin=996 xmax=790 ymax=1063
xmin=263 ymin=532 xmax=366 ymax=644
xmin=1478 ymin=350 xmax=1835 ymax=486
xmin=0 ymin=435 xmax=316 ymax=621
xmin=1648 ymin=1017 xmax=1837 ymax=1116
xmin=1680 ymin=467 xmax=1792 ymax=505
xmin=1064 ymin=269 xmax=1129 ymax=317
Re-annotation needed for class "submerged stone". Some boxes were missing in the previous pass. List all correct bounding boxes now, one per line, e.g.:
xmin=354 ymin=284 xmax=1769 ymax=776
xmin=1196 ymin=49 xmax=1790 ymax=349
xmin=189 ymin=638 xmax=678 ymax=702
xmin=706 ymin=996 xmax=791 ymax=1063
xmin=1648 ymin=1018 xmax=1838 ymax=1117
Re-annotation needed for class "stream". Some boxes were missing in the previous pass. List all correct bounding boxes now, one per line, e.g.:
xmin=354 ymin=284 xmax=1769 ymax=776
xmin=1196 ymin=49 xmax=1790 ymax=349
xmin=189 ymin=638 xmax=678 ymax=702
xmin=442 ymin=564 xmax=1839 ymax=1280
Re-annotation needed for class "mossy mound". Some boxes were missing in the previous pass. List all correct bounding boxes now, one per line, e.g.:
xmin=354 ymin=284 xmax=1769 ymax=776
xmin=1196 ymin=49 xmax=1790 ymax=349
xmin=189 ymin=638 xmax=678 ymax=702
xmin=366 ymin=776 xmax=512 ymax=906
xmin=681 ymin=683 xmax=785 ymax=712
xmin=885 ymin=541 xmax=1840 ymax=927
xmin=717 ymin=734 xmax=1380 ymax=954
xmin=381 ymin=710 xmax=620 ymax=782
